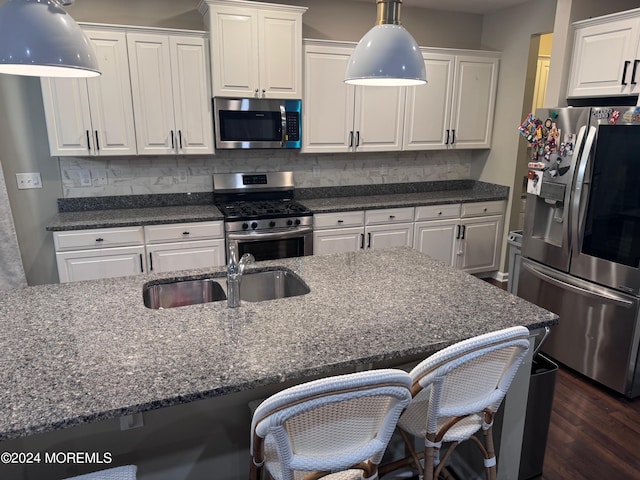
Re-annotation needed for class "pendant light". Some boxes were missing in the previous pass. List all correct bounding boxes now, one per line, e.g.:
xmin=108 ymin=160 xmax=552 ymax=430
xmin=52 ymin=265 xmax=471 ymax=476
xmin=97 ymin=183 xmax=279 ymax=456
xmin=0 ymin=0 xmax=100 ymax=78
xmin=345 ymin=0 xmax=426 ymax=86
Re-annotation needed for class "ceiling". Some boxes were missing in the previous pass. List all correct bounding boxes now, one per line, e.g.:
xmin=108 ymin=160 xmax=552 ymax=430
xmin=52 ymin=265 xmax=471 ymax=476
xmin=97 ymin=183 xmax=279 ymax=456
xmin=352 ymin=0 xmax=530 ymax=14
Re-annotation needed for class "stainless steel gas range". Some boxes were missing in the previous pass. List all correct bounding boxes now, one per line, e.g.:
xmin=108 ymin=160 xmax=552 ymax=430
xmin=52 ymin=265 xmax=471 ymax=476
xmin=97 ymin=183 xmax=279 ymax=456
xmin=213 ymin=172 xmax=313 ymax=261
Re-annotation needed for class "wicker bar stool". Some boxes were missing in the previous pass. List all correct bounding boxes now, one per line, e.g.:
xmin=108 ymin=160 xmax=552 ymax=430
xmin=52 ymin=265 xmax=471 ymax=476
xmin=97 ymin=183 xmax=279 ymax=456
xmin=63 ymin=465 xmax=137 ymax=479
xmin=250 ymin=369 xmax=413 ymax=480
xmin=380 ymin=326 xmax=531 ymax=480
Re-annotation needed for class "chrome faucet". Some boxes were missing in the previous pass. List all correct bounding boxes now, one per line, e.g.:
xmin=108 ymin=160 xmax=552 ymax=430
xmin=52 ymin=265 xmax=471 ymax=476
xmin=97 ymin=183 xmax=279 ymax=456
xmin=227 ymin=243 xmax=255 ymax=308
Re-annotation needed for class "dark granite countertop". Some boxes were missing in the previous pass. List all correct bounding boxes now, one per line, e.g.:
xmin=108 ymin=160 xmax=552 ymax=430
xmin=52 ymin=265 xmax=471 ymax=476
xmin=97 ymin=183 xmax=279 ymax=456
xmin=0 ymin=248 xmax=556 ymax=441
xmin=299 ymin=186 xmax=508 ymax=213
xmin=46 ymin=181 xmax=509 ymax=231
xmin=46 ymin=205 xmax=225 ymax=231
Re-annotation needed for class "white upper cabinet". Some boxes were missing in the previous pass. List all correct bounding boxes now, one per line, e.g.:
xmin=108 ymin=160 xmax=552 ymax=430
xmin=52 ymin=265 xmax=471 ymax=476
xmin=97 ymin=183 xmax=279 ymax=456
xmin=404 ymin=49 xmax=499 ymax=150
xmin=302 ymin=40 xmax=405 ymax=153
xmin=403 ymin=51 xmax=455 ymax=150
xmin=41 ymin=28 xmax=137 ymax=156
xmin=201 ymin=0 xmax=306 ymax=99
xmin=127 ymin=31 xmax=214 ymax=155
xmin=567 ymin=11 xmax=640 ymax=98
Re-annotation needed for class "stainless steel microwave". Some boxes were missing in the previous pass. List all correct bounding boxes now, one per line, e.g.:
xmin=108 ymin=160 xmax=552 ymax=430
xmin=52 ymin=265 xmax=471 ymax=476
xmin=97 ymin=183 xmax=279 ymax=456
xmin=213 ymin=97 xmax=301 ymax=149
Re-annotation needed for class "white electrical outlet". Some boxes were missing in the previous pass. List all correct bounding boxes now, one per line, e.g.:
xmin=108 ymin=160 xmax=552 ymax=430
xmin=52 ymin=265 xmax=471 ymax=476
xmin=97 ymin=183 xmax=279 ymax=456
xmin=16 ymin=172 xmax=42 ymax=190
xmin=312 ymin=166 xmax=321 ymax=178
xmin=380 ymin=164 xmax=388 ymax=175
xmin=77 ymin=169 xmax=92 ymax=187
xmin=91 ymin=170 xmax=108 ymax=187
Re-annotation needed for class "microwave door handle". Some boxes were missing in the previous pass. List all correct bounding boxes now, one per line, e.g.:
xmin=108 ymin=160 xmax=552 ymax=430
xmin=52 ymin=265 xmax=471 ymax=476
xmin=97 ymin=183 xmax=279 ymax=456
xmin=571 ymin=125 xmax=597 ymax=252
xmin=227 ymin=226 xmax=313 ymax=242
xmin=280 ymin=104 xmax=286 ymax=147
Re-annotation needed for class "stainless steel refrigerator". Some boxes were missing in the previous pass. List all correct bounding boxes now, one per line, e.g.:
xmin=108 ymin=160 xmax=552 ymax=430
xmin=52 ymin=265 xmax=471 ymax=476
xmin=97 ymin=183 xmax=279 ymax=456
xmin=518 ymin=106 xmax=640 ymax=398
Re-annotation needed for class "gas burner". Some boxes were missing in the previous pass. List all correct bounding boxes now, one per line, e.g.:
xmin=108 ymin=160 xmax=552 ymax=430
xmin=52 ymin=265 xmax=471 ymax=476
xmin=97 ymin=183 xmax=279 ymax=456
xmin=218 ymin=200 xmax=311 ymax=221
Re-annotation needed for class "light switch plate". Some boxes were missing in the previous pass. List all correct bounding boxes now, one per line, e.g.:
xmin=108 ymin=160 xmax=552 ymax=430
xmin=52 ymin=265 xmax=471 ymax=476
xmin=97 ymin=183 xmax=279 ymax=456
xmin=16 ymin=172 xmax=42 ymax=189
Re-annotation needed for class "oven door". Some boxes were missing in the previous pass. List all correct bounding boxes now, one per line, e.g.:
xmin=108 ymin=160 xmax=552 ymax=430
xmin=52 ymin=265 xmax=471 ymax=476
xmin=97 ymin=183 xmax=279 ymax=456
xmin=227 ymin=227 xmax=313 ymax=262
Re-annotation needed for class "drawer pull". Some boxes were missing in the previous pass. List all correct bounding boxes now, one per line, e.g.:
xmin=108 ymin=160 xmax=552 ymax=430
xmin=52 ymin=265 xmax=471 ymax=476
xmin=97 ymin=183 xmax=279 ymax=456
xmin=483 ymin=207 xmax=488 ymax=212
xmin=337 ymin=220 xmax=344 ymax=224
xmin=389 ymin=215 xmax=395 ymax=219
xmin=182 ymin=231 xmax=190 ymax=235
xmin=95 ymin=237 xmax=104 ymax=242
xmin=438 ymin=211 xmax=442 ymax=215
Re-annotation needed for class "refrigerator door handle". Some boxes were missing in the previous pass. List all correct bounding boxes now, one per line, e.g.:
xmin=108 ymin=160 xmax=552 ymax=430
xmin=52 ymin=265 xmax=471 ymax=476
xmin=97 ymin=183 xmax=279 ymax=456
xmin=522 ymin=260 xmax=634 ymax=308
xmin=561 ymin=124 xmax=587 ymax=259
xmin=571 ymin=125 xmax=597 ymax=253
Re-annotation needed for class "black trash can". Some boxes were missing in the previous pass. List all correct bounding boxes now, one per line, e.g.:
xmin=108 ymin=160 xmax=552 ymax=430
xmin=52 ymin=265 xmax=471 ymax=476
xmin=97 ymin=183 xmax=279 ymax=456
xmin=518 ymin=352 xmax=558 ymax=480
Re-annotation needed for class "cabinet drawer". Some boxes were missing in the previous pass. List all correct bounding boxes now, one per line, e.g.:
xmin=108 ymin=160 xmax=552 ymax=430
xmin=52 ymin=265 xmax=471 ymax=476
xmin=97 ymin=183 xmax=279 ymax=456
xmin=461 ymin=200 xmax=505 ymax=218
xmin=53 ymin=226 xmax=144 ymax=251
xmin=366 ymin=207 xmax=414 ymax=225
xmin=314 ymin=211 xmax=365 ymax=229
xmin=414 ymin=203 xmax=461 ymax=221
xmin=144 ymin=222 xmax=224 ymax=243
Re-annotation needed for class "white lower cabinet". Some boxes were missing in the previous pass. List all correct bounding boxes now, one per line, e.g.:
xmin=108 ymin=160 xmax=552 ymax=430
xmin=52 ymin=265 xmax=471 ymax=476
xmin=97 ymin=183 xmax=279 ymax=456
xmin=313 ymin=208 xmax=414 ymax=255
xmin=53 ymin=227 xmax=146 ymax=283
xmin=54 ymin=221 xmax=226 ymax=283
xmin=144 ymin=222 xmax=225 ymax=274
xmin=413 ymin=200 xmax=505 ymax=274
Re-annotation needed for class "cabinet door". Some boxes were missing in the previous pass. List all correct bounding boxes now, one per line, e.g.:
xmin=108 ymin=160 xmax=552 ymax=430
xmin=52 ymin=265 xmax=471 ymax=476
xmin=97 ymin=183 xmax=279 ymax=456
xmin=354 ymin=85 xmax=405 ymax=152
xmin=449 ymin=55 xmax=499 ymax=149
xmin=127 ymin=32 xmax=177 ymax=155
xmin=302 ymin=43 xmax=355 ymax=153
xmin=366 ymin=223 xmax=413 ymax=250
xmin=532 ymin=56 xmax=550 ymax=113
xmin=567 ymin=19 xmax=640 ymax=98
xmin=413 ymin=219 xmax=458 ymax=266
xmin=41 ymin=77 xmax=93 ymax=156
xmin=84 ymin=29 xmax=137 ymax=156
xmin=403 ymin=52 xmax=454 ymax=150
xmin=169 ymin=35 xmax=214 ymax=154
xmin=457 ymin=215 xmax=503 ymax=273
xmin=258 ymin=9 xmax=302 ymax=99
xmin=147 ymin=239 xmax=226 ymax=274
xmin=56 ymin=246 xmax=145 ymax=283
xmin=313 ymin=227 xmax=363 ymax=255
xmin=210 ymin=5 xmax=259 ymax=97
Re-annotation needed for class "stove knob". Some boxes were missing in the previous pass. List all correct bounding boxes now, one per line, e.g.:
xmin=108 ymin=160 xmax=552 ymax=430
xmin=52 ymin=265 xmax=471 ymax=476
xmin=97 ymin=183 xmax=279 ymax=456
xmin=286 ymin=219 xmax=293 ymax=226
xmin=294 ymin=219 xmax=301 ymax=225
xmin=269 ymin=221 xmax=276 ymax=228
xmin=242 ymin=223 xmax=249 ymax=230
xmin=251 ymin=222 xmax=258 ymax=229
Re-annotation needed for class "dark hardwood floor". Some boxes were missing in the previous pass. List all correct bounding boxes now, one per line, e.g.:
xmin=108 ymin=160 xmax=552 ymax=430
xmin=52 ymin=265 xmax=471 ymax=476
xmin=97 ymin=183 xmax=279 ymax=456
xmin=482 ymin=278 xmax=640 ymax=480
xmin=536 ymin=366 xmax=640 ymax=480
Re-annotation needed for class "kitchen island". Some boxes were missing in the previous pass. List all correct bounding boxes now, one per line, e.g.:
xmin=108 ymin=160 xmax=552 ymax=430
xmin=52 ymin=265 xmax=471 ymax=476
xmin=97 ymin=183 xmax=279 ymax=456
xmin=0 ymin=248 xmax=556 ymax=479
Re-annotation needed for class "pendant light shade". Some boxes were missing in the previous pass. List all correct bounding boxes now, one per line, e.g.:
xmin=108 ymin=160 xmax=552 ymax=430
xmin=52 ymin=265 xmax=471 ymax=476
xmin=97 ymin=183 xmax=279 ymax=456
xmin=0 ymin=0 xmax=100 ymax=78
xmin=345 ymin=0 xmax=425 ymax=86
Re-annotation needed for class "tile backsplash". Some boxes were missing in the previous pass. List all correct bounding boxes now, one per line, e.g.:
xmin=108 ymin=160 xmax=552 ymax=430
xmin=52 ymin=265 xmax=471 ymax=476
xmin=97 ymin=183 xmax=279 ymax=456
xmin=59 ymin=149 xmax=473 ymax=198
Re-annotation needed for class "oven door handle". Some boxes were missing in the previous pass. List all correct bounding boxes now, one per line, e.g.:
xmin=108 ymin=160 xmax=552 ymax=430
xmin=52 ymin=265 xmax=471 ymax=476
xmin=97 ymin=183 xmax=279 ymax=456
xmin=227 ymin=227 xmax=313 ymax=242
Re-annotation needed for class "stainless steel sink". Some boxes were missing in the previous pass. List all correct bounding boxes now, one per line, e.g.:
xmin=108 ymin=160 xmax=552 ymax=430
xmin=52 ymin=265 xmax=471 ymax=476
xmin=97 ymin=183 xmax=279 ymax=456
xmin=143 ymin=268 xmax=309 ymax=309
xmin=143 ymin=278 xmax=227 ymax=309
xmin=238 ymin=269 xmax=310 ymax=302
